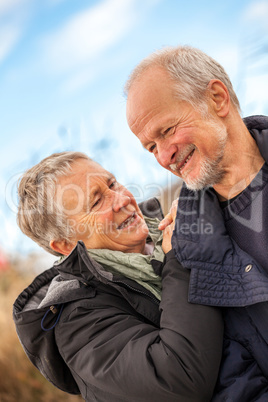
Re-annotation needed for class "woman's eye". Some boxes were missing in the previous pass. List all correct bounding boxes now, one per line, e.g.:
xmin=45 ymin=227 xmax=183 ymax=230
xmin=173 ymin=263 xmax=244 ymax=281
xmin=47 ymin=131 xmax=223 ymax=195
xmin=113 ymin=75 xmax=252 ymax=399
xmin=92 ymin=198 xmax=101 ymax=208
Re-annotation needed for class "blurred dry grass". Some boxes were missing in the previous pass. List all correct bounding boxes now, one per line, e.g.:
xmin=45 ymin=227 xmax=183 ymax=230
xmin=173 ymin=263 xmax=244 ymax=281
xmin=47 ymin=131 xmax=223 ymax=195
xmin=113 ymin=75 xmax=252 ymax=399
xmin=0 ymin=265 xmax=83 ymax=402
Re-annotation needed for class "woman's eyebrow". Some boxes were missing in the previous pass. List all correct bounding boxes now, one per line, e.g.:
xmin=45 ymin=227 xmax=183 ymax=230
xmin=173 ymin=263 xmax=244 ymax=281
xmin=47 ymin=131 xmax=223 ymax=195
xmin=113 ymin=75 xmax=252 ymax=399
xmin=85 ymin=174 xmax=115 ymax=209
xmin=89 ymin=187 xmax=100 ymax=199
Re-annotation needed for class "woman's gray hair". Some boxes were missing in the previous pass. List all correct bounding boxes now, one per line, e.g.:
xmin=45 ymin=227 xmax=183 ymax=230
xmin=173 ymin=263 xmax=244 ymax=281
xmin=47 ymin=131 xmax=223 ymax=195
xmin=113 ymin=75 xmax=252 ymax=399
xmin=17 ymin=151 xmax=91 ymax=256
xmin=124 ymin=45 xmax=240 ymax=114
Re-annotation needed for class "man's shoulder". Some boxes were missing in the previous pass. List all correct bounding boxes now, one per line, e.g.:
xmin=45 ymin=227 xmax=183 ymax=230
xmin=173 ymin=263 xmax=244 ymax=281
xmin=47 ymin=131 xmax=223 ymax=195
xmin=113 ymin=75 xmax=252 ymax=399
xmin=243 ymin=115 xmax=268 ymax=131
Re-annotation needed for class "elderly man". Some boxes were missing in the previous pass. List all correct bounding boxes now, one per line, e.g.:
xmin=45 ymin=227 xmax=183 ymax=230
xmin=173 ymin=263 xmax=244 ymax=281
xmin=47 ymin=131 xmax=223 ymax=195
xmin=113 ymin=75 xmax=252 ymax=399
xmin=125 ymin=46 xmax=268 ymax=400
xmin=13 ymin=151 xmax=223 ymax=402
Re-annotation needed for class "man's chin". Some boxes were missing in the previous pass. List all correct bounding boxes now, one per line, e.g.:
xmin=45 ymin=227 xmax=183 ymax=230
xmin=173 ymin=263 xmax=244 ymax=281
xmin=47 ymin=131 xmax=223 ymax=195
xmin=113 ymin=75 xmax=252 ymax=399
xmin=183 ymin=174 xmax=213 ymax=191
xmin=184 ymin=181 xmax=202 ymax=191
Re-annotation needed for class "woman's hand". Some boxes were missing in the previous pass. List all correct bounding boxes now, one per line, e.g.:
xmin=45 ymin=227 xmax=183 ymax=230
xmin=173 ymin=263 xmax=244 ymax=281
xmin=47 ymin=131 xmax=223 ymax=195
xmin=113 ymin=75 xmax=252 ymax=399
xmin=161 ymin=199 xmax=178 ymax=254
xmin=158 ymin=199 xmax=178 ymax=231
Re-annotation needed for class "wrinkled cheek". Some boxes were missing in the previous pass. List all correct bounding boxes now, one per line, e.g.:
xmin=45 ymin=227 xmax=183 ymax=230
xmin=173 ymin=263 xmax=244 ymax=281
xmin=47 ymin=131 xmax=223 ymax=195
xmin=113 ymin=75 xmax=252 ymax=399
xmin=75 ymin=222 xmax=95 ymax=238
xmin=101 ymin=219 xmax=118 ymax=233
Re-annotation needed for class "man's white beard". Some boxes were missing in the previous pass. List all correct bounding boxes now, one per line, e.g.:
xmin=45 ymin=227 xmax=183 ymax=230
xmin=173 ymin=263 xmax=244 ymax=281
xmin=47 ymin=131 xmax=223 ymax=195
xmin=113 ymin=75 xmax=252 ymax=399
xmin=183 ymin=120 xmax=228 ymax=191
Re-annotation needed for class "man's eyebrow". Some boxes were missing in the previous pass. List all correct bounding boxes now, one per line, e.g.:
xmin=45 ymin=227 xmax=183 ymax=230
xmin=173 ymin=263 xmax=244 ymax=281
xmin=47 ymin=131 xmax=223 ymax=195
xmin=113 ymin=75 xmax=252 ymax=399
xmin=137 ymin=125 xmax=162 ymax=146
xmin=108 ymin=173 xmax=115 ymax=180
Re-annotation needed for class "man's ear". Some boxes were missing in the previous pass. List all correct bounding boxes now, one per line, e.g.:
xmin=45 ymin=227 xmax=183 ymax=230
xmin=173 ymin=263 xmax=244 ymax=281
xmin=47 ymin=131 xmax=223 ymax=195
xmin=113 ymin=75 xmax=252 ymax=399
xmin=50 ymin=239 xmax=74 ymax=256
xmin=207 ymin=79 xmax=230 ymax=117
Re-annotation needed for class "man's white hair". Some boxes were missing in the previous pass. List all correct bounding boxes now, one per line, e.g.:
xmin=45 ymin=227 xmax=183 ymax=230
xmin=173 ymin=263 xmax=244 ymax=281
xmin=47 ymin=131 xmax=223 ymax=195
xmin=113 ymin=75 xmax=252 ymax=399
xmin=125 ymin=45 xmax=240 ymax=114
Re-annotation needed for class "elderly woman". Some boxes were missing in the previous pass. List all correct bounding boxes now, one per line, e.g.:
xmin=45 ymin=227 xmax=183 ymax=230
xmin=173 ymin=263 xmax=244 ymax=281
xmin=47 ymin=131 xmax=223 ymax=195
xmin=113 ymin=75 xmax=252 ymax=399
xmin=13 ymin=152 xmax=223 ymax=402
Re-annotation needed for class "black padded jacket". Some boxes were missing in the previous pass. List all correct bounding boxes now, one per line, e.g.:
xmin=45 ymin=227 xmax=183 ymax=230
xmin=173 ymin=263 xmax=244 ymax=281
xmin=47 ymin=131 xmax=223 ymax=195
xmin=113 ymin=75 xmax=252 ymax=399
xmin=13 ymin=198 xmax=223 ymax=402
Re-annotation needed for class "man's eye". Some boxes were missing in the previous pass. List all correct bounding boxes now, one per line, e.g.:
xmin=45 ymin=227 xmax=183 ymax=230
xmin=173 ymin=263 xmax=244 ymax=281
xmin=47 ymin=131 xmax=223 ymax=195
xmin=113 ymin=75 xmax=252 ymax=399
xmin=109 ymin=180 xmax=117 ymax=189
xmin=164 ymin=126 xmax=173 ymax=135
xmin=148 ymin=144 xmax=156 ymax=153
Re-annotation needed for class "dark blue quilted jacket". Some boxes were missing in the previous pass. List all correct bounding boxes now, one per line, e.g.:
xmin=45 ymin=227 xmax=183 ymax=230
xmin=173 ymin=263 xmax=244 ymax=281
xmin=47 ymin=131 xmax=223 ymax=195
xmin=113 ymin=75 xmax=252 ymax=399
xmin=172 ymin=116 xmax=268 ymax=401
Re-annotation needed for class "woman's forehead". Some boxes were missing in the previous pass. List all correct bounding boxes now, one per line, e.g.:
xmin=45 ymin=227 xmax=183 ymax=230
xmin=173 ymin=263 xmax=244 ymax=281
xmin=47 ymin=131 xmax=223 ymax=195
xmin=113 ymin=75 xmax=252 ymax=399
xmin=56 ymin=160 xmax=113 ymax=211
xmin=62 ymin=159 xmax=111 ymax=182
xmin=72 ymin=158 xmax=108 ymax=174
xmin=57 ymin=159 xmax=113 ymax=195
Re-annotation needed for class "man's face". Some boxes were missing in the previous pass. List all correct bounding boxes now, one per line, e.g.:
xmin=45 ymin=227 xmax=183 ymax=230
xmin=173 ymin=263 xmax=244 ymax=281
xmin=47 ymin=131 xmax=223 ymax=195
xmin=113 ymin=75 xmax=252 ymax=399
xmin=56 ymin=159 xmax=149 ymax=253
xmin=126 ymin=67 xmax=228 ymax=190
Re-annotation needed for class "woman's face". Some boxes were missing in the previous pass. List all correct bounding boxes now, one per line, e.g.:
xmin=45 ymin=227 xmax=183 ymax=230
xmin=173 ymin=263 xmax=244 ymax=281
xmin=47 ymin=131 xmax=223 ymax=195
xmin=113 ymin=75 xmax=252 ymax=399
xmin=54 ymin=158 xmax=149 ymax=254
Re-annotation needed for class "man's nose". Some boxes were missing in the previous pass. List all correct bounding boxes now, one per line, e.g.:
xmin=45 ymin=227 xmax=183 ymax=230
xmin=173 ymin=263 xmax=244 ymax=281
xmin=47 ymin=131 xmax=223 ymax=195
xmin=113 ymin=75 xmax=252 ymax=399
xmin=157 ymin=141 xmax=178 ymax=167
xmin=112 ymin=192 xmax=131 ymax=213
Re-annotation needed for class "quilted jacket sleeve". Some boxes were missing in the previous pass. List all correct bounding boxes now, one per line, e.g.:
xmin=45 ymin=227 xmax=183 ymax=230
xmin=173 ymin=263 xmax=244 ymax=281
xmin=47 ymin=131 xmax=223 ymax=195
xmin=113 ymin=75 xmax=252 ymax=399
xmin=172 ymin=185 xmax=268 ymax=307
xmin=55 ymin=250 xmax=223 ymax=402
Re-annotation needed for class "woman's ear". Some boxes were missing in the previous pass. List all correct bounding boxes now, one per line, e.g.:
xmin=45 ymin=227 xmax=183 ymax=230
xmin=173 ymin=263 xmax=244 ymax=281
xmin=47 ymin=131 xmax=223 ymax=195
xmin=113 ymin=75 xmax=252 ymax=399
xmin=50 ymin=239 xmax=74 ymax=256
xmin=207 ymin=79 xmax=230 ymax=118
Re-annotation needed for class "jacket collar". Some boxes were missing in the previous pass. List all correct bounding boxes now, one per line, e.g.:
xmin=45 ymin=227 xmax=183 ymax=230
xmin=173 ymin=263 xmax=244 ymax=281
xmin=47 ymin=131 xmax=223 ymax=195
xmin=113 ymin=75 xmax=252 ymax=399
xmin=55 ymin=240 xmax=113 ymax=284
xmin=243 ymin=115 xmax=268 ymax=161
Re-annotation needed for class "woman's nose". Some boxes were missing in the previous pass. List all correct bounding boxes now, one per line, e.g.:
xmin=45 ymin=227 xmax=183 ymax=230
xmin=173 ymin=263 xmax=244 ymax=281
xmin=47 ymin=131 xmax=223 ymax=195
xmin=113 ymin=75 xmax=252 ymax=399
xmin=112 ymin=192 xmax=131 ymax=212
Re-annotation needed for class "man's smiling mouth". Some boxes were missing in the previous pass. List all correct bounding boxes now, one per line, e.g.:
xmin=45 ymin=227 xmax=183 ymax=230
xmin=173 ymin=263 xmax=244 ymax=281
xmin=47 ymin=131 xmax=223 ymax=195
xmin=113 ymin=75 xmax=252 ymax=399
xmin=170 ymin=149 xmax=195 ymax=174
xmin=118 ymin=212 xmax=136 ymax=229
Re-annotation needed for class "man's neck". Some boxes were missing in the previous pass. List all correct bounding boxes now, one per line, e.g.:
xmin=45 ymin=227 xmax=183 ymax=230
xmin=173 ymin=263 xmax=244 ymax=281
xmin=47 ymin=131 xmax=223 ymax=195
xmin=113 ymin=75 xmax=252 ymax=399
xmin=214 ymin=166 xmax=264 ymax=202
xmin=213 ymin=120 xmax=265 ymax=201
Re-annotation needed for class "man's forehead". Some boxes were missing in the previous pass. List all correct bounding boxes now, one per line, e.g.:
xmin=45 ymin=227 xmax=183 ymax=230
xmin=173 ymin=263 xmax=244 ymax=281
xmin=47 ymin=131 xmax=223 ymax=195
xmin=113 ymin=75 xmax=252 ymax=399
xmin=129 ymin=65 xmax=170 ymax=90
xmin=127 ymin=67 xmax=176 ymax=129
xmin=127 ymin=93 xmax=161 ymax=137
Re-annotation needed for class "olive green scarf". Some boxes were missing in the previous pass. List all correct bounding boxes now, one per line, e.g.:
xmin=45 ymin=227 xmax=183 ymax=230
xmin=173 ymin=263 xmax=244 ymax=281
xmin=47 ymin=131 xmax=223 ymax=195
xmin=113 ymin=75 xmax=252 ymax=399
xmin=88 ymin=216 xmax=164 ymax=300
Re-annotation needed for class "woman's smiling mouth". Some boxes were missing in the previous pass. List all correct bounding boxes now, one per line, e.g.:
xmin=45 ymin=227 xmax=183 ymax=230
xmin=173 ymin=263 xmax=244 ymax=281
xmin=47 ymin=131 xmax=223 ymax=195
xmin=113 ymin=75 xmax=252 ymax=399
xmin=117 ymin=212 xmax=137 ymax=230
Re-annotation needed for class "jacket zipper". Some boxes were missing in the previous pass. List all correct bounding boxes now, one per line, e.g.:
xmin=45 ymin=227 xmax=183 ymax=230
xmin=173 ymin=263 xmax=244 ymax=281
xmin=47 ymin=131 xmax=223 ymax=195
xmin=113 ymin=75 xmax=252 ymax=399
xmin=112 ymin=278 xmax=160 ymax=305
xmin=79 ymin=246 xmax=160 ymax=305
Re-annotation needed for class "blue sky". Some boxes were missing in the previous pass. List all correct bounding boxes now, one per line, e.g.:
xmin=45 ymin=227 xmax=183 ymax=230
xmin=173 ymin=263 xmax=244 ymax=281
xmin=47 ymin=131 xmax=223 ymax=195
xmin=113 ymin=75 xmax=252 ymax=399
xmin=1 ymin=0 xmax=268 ymax=255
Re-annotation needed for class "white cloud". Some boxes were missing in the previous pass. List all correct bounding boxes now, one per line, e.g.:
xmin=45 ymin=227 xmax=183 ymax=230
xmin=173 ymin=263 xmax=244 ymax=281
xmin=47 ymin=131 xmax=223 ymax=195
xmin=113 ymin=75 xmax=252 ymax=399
xmin=61 ymin=67 xmax=96 ymax=94
xmin=0 ymin=22 xmax=21 ymax=63
xmin=243 ymin=0 xmax=268 ymax=30
xmin=0 ymin=0 xmax=24 ymax=16
xmin=41 ymin=0 xmax=137 ymax=73
xmin=46 ymin=0 xmax=67 ymax=5
xmin=212 ymin=47 xmax=239 ymax=82
xmin=244 ymin=74 xmax=268 ymax=114
xmin=0 ymin=0 xmax=32 ymax=64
